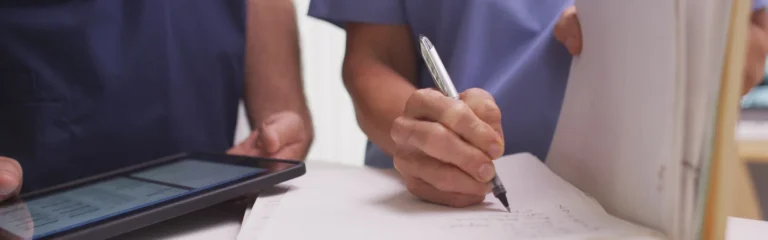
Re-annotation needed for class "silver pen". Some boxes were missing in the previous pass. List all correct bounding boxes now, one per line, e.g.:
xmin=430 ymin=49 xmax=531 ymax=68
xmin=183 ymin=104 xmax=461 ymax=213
xmin=418 ymin=35 xmax=510 ymax=212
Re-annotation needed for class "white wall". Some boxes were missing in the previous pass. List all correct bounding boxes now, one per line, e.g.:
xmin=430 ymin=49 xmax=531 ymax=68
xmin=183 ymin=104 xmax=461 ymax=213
xmin=234 ymin=0 xmax=367 ymax=166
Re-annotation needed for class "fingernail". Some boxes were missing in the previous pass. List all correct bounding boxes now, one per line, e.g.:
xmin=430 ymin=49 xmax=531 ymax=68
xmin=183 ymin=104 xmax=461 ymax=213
xmin=478 ymin=164 xmax=495 ymax=182
xmin=488 ymin=144 xmax=502 ymax=159
xmin=0 ymin=171 xmax=18 ymax=195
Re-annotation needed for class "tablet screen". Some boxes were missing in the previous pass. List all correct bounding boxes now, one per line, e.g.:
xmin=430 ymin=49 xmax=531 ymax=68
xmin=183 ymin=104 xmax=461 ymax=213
xmin=0 ymin=159 xmax=265 ymax=239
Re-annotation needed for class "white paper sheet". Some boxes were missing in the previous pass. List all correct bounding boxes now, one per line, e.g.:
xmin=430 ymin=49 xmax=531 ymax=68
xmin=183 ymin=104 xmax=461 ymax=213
xmin=236 ymin=187 xmax=290 ymax=240
xmin=546 ymin=0 xmax=681 ymax=235
xmin=253 ymin=153 xmax=664 ymax=240
xmin=726 ymin=217 xmax=768 ymax=240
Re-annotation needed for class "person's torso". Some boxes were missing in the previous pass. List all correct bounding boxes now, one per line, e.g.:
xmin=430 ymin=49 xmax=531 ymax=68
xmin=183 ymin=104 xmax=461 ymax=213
xmin=365 ymin=0 xmax=574 ymax=167
xmin=0 ymin=0 xmax=246 ymax=192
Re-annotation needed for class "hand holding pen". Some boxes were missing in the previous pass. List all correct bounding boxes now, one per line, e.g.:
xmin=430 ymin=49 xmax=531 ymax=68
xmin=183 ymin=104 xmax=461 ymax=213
xmin=389 ymin=35 xmax=509 ymax=210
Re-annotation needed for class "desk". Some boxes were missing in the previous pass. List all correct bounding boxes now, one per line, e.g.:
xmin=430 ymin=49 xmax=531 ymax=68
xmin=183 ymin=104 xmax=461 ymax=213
xmin=109 ymin=162 xmax=356 ymax=239
xmin=110 ymin=201 xmax=244 ymax=240
xmin=109 ymin=122 xmax=767 ymax=239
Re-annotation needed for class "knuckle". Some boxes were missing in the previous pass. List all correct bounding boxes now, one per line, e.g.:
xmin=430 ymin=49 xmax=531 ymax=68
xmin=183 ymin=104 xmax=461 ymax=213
xmin=467 ymin=120 xmax=485 ymax=134
xmin=470 ymin=149 xmax=490 ymax=162
xmin=408 ymin=88 xmax=446 ymax=117
xmin=463 ymin=88 xmax=484 ymax=96
xmin=406 ymin=89 xmax=428 ymax=110
xmin=449 ymin=100 xmax=472 ymax=115
xmin=430 ymin=123 xmax=450 ymax=138
xmin=390 ymin=117 xmax=409 ymax=143
xmin=422 ymin=88 xmax=445 ymax=97
xmin=413 ymin=88 xmax=442 ymax=103
xmin=431 ymin=172 xmax=456 ymax=193
xmin=413 ymin=88 xmax=432 ymax=98
xmin=423 ymin=124 xmax=450 ymax=149
xmin=446 ymin=101 xmax=472 ymax=116
xmin=465 ymin=152 xmax=490 ymax=170
xmin=456 ymin=152 xmax=489 ymax=177
xmin=481 ymin=100 xmax=502 ymax=123
xmin=444 ymin=102 xmax=472 ymax=128
xmin=463 ymin=88 xmax=492 ymax=99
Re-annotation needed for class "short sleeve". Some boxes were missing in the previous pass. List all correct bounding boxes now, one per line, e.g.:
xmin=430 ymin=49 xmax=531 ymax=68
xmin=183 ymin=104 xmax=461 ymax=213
xmin=756 ymin=0 xmax=767 ymax=11
xmin=308 ymin=0 xmax=407 ymax=27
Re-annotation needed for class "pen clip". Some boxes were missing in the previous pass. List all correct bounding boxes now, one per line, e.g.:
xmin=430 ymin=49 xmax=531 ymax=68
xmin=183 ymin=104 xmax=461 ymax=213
xmin=419 ymin=35 xmax=442 ymax=85
xmin=418 ymin=35 xmax=458 ymax=99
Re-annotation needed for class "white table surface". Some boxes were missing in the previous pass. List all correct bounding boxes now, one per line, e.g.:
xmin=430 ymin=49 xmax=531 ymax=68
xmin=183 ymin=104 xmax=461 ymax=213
xmin=110 ymin=161 xmax=356 ymax=239
xmin=109 ymin=120 xmax=768 ymax=239
xmin=110 ymin=202 xmax=244 ymax=240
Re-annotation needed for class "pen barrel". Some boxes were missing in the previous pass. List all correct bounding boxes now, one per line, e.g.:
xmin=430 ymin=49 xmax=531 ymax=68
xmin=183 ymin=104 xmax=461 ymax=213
xmin=490 ymin=175 xmax=506 ymax=195
xmin=429 ymin=48 xmax=458 ymax=99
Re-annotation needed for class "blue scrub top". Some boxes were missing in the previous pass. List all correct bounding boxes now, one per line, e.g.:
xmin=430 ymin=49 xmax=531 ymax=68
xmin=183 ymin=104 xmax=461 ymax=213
xmin=309 ymin=0 xmax=574 ymax=167
xmin=0 ymin=0 xmax=246 ymax=192
xmin=309 ymin=0 xmax=768 ymax=168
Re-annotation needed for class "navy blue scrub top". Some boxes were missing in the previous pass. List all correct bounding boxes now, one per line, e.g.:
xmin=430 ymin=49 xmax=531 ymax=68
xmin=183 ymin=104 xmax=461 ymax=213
xmin=0 ymin=0 xmax=246 ymax=193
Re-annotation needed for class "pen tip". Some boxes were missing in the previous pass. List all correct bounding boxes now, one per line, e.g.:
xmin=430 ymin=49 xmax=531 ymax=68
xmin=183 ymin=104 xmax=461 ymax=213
xmin=506 ymin=206 xmax=511 ymax=213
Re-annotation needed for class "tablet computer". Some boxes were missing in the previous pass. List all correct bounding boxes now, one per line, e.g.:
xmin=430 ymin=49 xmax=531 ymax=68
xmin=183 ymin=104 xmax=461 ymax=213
xmin=0 ymin=152 xmax=305 ymax=240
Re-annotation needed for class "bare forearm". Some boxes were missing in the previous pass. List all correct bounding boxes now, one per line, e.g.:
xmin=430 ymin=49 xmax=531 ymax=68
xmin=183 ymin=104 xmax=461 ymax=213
xmin=344 ymin=61 xmax=416 ymax=156
xmin=343 ymin=23 xmax=418 ymax=156
xmin=244 ymin=0 xmax=311 ymax=136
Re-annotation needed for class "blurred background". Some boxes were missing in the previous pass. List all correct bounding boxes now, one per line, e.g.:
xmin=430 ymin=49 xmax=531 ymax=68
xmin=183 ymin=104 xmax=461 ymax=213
xmin=741 ymin=58 xmax=768 ymax=109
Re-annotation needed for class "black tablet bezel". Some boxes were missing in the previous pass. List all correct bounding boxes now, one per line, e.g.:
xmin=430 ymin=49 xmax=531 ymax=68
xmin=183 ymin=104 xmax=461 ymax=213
xmin=1 ymin=152 xmax=305 ymax=240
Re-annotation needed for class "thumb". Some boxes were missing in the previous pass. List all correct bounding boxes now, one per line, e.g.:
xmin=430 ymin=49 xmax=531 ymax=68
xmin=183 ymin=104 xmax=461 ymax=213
xmin=0 ymin=157 xmax=22 ymax=200
xmin=258 ymin=112 xmax=305 ymax=155
xmin=228 ymin=129 xmax=262 ymax=156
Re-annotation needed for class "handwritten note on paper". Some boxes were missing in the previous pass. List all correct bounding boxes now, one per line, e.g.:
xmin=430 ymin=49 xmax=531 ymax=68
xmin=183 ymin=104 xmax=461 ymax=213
xmin=433 ymin=203 xmax=663 ymax=240
xmin=441 ymin=205 xmax=601 ymax=232
xmin=254 ymin=153 xmax=666 ymax=240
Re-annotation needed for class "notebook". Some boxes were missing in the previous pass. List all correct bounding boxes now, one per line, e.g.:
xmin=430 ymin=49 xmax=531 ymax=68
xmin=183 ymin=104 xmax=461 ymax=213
xmin=244 ymin=0 xmax=757 ymax=239
xmin=545 ymin=0 xmax=758 ymax=239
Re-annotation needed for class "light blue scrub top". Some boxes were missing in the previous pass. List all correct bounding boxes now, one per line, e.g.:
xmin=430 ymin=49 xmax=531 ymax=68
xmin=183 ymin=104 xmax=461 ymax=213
xmin=308 ymin=0 xmax=768 ymax=168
